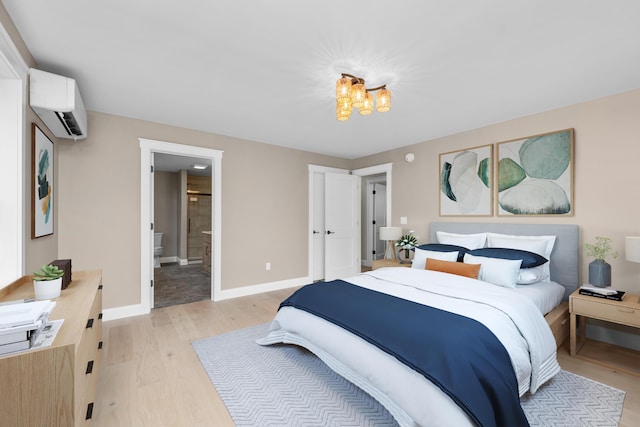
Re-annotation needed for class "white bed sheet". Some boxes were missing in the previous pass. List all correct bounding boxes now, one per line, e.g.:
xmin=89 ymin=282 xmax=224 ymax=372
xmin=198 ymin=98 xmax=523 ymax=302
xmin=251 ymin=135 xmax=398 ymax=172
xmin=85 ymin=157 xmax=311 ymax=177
xmin=515 ymin=280 xmax=566 ymax=315
xmin=258 ymin=267 xmax=561 ymax=427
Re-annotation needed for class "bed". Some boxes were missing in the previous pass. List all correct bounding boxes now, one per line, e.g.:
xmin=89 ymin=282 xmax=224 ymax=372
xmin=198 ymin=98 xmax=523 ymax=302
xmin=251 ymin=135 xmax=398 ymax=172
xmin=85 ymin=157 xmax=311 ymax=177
xmin=258 ymin=223 xmax=579 ymax=427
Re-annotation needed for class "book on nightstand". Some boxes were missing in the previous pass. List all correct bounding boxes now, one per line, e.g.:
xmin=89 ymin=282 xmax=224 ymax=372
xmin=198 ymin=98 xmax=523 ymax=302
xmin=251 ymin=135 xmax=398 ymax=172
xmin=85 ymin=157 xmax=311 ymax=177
xmin=579 ymin=285 xmax=625 ymax=301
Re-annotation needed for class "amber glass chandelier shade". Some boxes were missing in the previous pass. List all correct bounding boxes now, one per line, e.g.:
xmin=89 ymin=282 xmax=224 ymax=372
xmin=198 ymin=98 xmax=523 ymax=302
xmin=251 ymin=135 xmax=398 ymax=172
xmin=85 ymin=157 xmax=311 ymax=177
xmin=336 ymin=111 xmax=350 ymax=121
xmin=359 ymin=92 xmax=373 ymax=115
xmin=376 ymin=88 xmax=391 ymax=112
xmin=350 ymin=83 xmax=366 ymax=109
xmin=336 ymin=77 xmax=352 ymax=103
xmin=336 ymin=97 xmax=353 ymax=121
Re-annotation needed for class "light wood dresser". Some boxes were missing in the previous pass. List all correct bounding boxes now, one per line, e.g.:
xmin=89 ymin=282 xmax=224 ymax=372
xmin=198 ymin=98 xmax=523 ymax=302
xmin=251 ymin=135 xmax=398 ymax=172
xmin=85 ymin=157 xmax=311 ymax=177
xmin=0 ymin=270 xmax=103 ymax=426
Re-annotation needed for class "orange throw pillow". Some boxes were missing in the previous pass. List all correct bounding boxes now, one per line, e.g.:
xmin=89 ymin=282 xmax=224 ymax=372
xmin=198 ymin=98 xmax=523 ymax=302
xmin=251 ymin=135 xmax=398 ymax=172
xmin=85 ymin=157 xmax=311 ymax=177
xmin=425 ymin=258 xmax=481 ymax=279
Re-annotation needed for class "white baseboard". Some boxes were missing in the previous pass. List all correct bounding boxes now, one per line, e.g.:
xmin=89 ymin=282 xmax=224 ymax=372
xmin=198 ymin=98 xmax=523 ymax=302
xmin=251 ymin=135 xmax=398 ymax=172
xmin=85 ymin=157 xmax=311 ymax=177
xmin=178 ymin=257 xmax=188 ymax=266
xmin=214 ymin=276 xmax=310 ymax=301
xmin=159 ymin=256 xmax=177 ymax=264
xmin=102 ymin=276 xmax=311 ymax=321
xmin=103 ymin=303 xmax=149 ymax=321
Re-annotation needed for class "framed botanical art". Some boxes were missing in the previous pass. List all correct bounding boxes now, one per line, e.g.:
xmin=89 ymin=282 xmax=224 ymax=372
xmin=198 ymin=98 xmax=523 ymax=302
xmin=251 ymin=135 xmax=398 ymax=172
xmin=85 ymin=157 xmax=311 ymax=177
xmin=497 ymin=128 xmax=574 ymax=216
xmin=32 ymin=123 xmax=54 ymax=238
xmin=439 ymin=144 xmax=493 ymax=216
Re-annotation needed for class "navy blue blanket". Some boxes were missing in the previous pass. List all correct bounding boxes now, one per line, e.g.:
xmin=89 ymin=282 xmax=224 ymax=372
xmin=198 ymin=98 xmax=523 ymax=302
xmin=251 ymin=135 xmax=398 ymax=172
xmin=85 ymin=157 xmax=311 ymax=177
xmin=279 ymin=280 xmax=529 ymax=427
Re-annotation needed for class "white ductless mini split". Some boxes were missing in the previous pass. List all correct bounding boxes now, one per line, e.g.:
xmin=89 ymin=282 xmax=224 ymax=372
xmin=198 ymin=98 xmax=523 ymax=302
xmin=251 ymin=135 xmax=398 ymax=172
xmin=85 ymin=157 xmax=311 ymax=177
xmin=29 ymin=68 xmax=87 ymax=140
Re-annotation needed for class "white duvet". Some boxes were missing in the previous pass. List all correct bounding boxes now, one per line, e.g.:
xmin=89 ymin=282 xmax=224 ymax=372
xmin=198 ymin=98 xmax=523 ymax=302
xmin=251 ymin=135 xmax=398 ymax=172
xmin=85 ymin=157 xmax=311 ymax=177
xmin=257 ymin=267 xmax=560 ymax=427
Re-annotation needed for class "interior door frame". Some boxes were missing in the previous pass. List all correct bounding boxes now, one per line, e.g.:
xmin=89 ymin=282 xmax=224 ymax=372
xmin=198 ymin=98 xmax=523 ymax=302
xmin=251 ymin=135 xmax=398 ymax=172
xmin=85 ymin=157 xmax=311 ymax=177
xmin=140 ymin=139 xmax=223 ymax=312
xmin=308 ymin=162 xmax=392 ymax=279
xmin=0 ymin=23 xmax=28 ymax=285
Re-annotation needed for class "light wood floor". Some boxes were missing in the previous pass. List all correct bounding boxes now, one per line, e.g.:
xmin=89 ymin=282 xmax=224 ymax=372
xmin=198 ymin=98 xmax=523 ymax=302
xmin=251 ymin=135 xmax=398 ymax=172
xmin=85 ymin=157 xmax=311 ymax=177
xmin=95 ymin=288 xmax=639 ymax=426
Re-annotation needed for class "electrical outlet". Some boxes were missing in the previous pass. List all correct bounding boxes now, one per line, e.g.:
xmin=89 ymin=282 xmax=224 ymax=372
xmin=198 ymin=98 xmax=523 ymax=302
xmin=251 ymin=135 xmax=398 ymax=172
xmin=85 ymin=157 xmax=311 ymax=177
xmin=266 ymin=262 xmax=271 ymax=271
xmin=400 ymin=216 xmax=408 ymax=224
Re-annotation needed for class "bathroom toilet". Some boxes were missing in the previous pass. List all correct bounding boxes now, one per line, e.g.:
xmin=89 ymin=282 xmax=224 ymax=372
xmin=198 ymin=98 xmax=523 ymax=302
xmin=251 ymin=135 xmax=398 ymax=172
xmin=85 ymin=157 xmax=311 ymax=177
xmin=154 ymin=232 xmax=163 ymax=268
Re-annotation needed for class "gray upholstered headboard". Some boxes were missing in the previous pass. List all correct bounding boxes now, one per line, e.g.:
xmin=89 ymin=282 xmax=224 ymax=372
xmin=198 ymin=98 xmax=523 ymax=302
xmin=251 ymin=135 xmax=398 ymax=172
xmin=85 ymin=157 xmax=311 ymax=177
xmin=429 ymin=222 xmax=579 ymax=299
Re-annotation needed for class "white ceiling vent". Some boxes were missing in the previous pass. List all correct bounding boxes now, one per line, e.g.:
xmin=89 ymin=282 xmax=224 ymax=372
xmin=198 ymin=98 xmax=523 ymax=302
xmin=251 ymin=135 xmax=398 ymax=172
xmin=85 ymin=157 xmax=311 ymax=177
xmin=30 ymin=68 xmax=87 ymax=140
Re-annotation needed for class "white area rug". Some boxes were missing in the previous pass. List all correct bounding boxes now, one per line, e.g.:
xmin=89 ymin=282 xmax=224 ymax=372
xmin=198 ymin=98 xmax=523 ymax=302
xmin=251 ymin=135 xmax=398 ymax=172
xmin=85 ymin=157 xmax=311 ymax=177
xmin=192 ymin=323 xmax=625 ymax=427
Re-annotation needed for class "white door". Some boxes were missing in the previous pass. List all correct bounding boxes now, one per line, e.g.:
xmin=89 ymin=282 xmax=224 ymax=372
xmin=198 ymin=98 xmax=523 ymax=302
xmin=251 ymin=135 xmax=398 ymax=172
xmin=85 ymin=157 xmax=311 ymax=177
xmin=324 ymin=173 xmax=361 ymax=281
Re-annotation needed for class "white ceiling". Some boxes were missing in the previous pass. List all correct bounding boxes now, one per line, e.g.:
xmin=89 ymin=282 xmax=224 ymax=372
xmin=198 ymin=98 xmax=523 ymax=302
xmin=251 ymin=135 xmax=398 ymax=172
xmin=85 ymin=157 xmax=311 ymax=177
xmin=4 ymin=0 xmax=640 ymax=159
xmin=154 ymin=153 xmax=211 ymax=176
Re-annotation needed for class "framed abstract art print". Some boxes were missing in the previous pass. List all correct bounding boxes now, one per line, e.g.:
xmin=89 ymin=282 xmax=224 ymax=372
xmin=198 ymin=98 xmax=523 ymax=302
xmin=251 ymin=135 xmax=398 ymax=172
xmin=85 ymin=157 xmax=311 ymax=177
xmin=32 ymin=123 xmax=54 ymax=238
xmin=439 ymin=144 xmax=493 ymax=216
xmin=497 ymin=128 xmax=574 ymax=216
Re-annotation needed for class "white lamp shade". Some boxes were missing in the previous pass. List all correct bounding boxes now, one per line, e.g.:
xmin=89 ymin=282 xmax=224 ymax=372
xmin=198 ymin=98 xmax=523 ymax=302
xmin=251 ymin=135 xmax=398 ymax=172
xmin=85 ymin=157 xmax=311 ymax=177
xmin=625 ymin=236 xmax=640 ymax=263
xmin=379 ymin=226 xmax=402 ymax=241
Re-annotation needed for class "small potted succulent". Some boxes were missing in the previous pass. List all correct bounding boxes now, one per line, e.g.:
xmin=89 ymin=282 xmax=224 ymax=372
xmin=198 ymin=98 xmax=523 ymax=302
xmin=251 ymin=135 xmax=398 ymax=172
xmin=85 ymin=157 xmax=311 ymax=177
xmin=396 ymin=231 xmax=419 ymax=263
xmin=585 ymin=236 xmax=618 ymax=287
xmin=32 ymin=264 xmax=65 ymax=300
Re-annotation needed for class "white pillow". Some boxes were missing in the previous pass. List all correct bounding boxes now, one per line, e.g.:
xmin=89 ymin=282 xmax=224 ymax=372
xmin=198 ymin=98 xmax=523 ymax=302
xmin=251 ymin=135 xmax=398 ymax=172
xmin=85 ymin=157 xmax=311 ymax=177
xmin=486 ymin=233 xmax=556 ymax=281
xmin=436 ymin=231 xmax=487 ymax=250
xmin=412 ymin=248 xmax=459 ymax=269
xmin=517 ymin=266 xmax=548 ymax=285
xmin=464 ymin=253 xmax=522 ymax=288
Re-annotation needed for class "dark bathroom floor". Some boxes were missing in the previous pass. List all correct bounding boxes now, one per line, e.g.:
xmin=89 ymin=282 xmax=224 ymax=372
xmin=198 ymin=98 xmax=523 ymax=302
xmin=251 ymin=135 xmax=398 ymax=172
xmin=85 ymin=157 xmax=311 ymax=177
xmin=153 ymin=262 xmax=211 ymax=309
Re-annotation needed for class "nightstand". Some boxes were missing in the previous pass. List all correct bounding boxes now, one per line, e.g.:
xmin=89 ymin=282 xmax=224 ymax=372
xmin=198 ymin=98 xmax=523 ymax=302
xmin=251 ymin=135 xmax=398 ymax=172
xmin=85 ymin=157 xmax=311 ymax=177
xmin=569 ymin=288 xmax=640 ymax=376
xmin=371 ymin=259 xmax=412 ymax=270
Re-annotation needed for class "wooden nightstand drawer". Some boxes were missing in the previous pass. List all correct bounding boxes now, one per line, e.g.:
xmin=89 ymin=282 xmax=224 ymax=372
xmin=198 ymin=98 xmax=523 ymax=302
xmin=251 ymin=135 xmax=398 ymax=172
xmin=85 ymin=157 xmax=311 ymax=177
xmin=571 ymin=297 xmax=640 ymax=328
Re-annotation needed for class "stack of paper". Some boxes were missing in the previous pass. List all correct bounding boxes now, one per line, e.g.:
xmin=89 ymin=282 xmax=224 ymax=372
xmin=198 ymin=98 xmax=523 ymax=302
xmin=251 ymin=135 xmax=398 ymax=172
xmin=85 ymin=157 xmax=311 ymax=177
xmin=580 ymin=284 xmax=619 ymax=295
xmin=0 ymin=300 xmax=56 ymax=356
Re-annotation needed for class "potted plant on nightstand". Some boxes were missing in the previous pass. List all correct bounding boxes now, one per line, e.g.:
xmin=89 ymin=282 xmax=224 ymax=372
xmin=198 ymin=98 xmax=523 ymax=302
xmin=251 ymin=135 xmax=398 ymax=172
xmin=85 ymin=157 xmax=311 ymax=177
xmin=33 ymin=264 xmax=65 ymax=300
xmin=585 ymin=236 xmax=618 ymax=287
xmin=396 ymin=231 xmax=418 ymax=264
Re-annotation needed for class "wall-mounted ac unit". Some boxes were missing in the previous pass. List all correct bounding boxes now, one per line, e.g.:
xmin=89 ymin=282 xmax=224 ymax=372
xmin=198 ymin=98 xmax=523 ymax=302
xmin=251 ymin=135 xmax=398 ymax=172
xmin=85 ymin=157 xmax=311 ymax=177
xmin=30 ymin=68 xmax=87 ymax=140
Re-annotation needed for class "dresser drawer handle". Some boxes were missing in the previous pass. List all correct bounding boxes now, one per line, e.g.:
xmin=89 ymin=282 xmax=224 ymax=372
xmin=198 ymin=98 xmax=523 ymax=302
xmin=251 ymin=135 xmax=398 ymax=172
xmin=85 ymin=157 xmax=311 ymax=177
xmin=85 ymin=402 xmax=94 ymax=420
xmin=86 ymin=360 xmax=94 ymax=375
xmin=98 ymin=284 xmax=103 ymax=290
xmin=617 ymin=308 xmax=635 ymax=314
xmin=99 ymin=313 xmax=103 ymax=320
xmin=86 ymin=318 xmax=94 ymax=329
xmin=560 ymin=318 xmax=568 ymax=326
xmin=98 ymin=341 xmax=103 ymax=350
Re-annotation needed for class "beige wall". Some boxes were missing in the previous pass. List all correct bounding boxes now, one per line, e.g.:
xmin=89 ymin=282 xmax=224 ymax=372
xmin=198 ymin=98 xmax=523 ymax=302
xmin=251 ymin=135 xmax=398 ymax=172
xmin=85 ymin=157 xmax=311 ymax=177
xmin=56 ymin=111 xmax=350 ymax=309
xmin=353 ymin=89 xmax=640 ymax=295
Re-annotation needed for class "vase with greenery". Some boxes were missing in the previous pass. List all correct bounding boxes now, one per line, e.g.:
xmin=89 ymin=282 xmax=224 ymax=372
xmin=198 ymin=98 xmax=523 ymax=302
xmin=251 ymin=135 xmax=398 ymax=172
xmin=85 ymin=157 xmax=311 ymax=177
xmin=585 ymin=236 xmax=618 ymax=287
xmin=32 ymin=264 xmax=65 ymax=300
xmin=396 ymin=231 xmax=418 ymax=263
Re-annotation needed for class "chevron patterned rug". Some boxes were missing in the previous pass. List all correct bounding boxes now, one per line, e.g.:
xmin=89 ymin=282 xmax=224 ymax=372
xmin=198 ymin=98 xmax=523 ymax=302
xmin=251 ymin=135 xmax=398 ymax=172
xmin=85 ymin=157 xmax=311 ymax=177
xmin=192 ymin=323 xmax=625 ymax=427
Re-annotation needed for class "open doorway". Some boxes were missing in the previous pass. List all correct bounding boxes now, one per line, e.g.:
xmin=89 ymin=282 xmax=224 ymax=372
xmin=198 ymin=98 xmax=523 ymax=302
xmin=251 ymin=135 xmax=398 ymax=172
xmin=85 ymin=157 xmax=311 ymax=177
xmin=152 ymin=153 xmax=212 ymax=308
xmin=352 ymin=164 xmax=392 ymax=269
xmin=139 ymin=139 xmax=223 ymax=313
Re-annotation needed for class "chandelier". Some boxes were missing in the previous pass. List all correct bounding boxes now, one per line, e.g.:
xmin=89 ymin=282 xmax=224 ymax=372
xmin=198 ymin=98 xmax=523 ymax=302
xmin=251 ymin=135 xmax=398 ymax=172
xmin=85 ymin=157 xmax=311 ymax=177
xmin=335 ymin=73 xmax=391 ymax=121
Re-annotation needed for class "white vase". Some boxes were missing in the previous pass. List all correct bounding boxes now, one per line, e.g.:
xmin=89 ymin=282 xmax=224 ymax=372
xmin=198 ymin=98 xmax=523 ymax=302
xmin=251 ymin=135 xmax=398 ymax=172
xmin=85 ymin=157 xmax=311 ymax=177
xmin=33 ymin=277 xmax=63 ymax=300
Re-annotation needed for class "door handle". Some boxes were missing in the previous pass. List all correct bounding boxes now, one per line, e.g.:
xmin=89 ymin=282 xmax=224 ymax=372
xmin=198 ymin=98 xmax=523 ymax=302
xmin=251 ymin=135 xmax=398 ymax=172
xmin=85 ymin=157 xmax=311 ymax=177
xmin=326 ymin=230 xmax=335 ymax=235
xmin=313 ymin=230 xmax=319 ymax=234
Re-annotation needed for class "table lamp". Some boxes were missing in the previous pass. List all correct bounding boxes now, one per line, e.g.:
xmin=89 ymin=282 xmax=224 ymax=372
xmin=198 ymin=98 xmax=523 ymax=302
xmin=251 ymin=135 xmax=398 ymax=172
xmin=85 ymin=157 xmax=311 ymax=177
xmin=379 ymin=226 xmax=403 ymax=261
xmin=624 ymin=236 xmax=640 ymax=303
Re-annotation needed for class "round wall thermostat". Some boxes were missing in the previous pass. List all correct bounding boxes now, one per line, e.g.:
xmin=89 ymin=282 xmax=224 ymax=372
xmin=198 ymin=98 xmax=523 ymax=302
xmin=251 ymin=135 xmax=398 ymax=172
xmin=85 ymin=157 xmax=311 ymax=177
xmin=405 ymin=153 xmax=415 ymax=163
